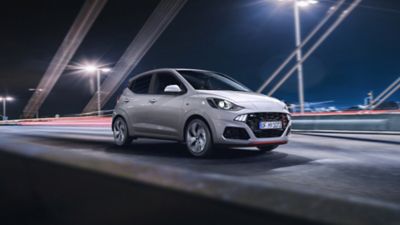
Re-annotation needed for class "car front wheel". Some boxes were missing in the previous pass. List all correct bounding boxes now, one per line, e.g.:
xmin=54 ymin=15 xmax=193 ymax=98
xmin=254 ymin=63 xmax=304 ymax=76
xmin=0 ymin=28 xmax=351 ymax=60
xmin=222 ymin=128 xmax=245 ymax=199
xmin=185 ymin=119 xmax=213 ymax=157
xmin=113 ymin=117 xmax=133 ymax=146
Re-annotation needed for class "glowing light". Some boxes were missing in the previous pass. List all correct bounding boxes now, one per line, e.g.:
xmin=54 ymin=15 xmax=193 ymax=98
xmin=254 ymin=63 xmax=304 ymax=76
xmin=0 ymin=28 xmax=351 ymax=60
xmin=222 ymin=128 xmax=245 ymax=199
xmin=29 ymin=88 xmax=44 ymax=92
xmin=0 ymin=96 xmax=14 ymax=102
xmin=297 ymin=1 xmax=310 ymax=7
xmin=100 ymin=68 xmax=111 ymax=73
xmin=295 ymin=0 xmax=319 ymax=7
xmin=82 ymin=65 xmax=99 ymax=73
xmin=78 ymin=64 xmax=111 ymax=74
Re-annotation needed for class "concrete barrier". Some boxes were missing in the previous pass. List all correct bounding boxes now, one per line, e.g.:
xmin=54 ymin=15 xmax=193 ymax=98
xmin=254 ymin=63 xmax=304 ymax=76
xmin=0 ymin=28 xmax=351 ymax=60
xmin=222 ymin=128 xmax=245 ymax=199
xmin=292 ymin=113 xmax=400 ymax=132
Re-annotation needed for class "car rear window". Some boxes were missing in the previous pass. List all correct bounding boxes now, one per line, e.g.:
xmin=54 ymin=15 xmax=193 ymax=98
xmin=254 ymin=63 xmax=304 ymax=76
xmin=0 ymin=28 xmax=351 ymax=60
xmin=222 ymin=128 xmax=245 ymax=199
xmin=130 ymin=75 xmax=152 ymax=94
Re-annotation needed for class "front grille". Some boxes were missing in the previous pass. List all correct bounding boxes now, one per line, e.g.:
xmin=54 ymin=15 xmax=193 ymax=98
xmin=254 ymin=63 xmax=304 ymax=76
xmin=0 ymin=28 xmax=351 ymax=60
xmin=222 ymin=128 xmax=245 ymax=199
xmin=246 ymin=113 xmax=289 ymax=138
xmin=223 ymin=127 xmax=250 ymax=140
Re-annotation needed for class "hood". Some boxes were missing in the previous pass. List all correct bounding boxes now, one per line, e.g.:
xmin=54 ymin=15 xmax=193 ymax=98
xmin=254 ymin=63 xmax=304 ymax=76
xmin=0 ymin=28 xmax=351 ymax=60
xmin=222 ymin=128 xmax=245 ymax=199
xmin=196 ymin=90 xmax=287 ymax=111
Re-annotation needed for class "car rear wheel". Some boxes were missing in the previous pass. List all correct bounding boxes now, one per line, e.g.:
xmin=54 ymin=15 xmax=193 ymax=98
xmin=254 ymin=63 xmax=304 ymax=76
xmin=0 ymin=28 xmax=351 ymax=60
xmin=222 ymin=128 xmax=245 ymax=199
xmin=257 ymin=145 xmax=278 ymax=153
xmin=113 ymin=117 xmax=133 ymax=146
xmin=185 ymin=119 xmax=213 ymax=157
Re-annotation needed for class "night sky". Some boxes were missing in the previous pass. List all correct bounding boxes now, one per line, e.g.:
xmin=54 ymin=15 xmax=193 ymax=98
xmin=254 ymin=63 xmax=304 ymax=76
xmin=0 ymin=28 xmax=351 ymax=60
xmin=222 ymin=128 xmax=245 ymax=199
xmin=1 ymin=0 xmax=400 ymax=119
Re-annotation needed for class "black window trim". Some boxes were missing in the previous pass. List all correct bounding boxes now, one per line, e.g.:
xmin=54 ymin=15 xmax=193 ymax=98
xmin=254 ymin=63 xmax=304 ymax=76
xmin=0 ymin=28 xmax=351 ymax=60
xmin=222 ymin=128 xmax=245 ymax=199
xmin=129 ymin=73 xmax=154 ymax=95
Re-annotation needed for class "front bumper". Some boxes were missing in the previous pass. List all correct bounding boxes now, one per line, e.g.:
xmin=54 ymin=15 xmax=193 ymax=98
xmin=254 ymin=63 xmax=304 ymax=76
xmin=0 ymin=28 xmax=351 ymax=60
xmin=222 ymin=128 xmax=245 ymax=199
xmin=209 ymin=109 xmax=291 ymax=146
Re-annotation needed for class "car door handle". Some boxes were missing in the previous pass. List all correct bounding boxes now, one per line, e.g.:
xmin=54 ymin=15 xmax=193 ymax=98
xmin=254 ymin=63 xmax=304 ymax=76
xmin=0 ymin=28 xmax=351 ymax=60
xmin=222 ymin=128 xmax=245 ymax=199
xmin=123 ymin=99 xmax=130 ymax=103
xmin=149 ymin=99 xmax=157 ymax=104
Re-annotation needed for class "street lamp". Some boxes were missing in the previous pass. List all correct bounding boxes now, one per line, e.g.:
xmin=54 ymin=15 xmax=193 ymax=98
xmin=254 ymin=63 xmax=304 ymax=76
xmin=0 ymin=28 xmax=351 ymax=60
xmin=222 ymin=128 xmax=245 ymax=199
xmin=78 ymin=64 xmax=112 ymax=116
xmin=28 ymin=88 xmax=44 ymax=118
xmin=278 ymin=0 xmax=318 ymax=113
xmin=295 ymin=0 xmax=318 ymax=7
xmin=0 ymin=96 xmax=14 ymax=121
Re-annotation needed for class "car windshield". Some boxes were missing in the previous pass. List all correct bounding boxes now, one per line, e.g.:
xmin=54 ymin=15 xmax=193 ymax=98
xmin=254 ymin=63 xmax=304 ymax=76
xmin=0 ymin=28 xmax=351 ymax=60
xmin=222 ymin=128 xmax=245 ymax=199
xmin=178 ymin=70 xmax=251 ymax=92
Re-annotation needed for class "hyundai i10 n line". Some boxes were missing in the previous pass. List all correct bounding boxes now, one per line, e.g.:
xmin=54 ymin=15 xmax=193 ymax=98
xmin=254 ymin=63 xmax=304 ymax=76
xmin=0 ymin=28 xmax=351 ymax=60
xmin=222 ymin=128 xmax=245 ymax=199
xmin=113 ymin=68 xmax=291 ymax=157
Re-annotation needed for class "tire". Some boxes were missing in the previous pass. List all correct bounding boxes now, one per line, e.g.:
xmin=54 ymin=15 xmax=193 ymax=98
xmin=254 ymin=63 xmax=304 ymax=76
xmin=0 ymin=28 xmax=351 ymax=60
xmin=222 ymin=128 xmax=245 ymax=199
xmin=257 ymin=145 xmax=278 ymax=153
xmin=185 ymin=119 xmax=213 ymax=157
xmin=113 ymin=117 xmax=133 ymax=146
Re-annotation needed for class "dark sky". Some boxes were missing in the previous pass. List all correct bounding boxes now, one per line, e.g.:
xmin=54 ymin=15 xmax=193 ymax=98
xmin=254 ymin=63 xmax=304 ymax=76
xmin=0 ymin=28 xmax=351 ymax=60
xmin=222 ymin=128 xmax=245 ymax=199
xmin=1 ymin=0 xmax=400 ymax=118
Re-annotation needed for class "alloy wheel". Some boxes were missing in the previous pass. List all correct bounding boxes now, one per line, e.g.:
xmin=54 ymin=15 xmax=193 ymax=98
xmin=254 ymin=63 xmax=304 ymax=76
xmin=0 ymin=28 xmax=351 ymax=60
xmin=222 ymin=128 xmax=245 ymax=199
xmin=186 ymin=120 xmax=209 ymax=155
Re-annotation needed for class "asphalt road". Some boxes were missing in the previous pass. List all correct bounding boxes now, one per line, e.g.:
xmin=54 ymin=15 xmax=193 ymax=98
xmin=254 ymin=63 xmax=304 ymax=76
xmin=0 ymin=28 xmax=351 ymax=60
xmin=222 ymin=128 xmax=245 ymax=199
xmin=1 ymin=126 xmax=400 ymax=207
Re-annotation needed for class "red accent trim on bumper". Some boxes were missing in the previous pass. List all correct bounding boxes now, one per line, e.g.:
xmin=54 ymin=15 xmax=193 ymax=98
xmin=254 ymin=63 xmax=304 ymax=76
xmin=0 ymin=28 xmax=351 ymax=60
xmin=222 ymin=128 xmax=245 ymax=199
xmin=249 ymin=140 xmax=288 ymax=146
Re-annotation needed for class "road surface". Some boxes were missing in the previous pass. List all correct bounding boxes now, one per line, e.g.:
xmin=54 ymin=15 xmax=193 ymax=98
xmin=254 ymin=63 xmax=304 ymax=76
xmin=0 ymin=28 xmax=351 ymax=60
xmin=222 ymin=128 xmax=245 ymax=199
xmin=1 ymin=125 xmax=400 ymax=206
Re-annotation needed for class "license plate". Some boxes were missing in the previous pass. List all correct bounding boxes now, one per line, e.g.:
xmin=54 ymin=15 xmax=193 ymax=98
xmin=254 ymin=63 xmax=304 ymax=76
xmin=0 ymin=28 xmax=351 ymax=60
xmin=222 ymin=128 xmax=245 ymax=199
xmin=259 ymin=121 xmax=282 ymax=129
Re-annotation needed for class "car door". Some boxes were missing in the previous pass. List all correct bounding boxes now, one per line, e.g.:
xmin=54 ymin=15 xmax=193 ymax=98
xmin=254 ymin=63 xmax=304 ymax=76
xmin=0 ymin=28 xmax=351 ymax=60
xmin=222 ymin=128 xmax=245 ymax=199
xmin=125 ymin=73 xmax=160 ymax=136
xmin=147 ymin=72 xmax=187 ymax=139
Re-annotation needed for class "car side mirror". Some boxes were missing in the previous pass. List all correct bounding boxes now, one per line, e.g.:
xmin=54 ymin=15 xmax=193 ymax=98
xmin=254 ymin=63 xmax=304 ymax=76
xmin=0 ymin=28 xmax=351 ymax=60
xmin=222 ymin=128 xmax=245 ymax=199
xmin=164 ymin=84 xmax=182 ymax=93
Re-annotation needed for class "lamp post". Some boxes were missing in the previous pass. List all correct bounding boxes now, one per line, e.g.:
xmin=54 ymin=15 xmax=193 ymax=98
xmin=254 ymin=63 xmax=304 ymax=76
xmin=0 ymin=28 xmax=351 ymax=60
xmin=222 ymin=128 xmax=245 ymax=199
xmin=279 ymin=0 xmax=318 ymax=113
xmin=0 ymin=96 xmax=14 ymax=121
xmin=28 ymin=88 xmax=44 ymax=118
xmin=294 ymin=1 xmax=304 ymax=114
xmin=79 ymin=65 xmax=111 ymax=116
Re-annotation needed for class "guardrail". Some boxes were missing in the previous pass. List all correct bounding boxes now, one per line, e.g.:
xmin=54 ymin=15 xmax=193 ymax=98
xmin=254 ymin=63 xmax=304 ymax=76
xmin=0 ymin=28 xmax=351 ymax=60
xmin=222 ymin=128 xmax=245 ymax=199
xmin=292 ymin=111 xmax=400 ymax=132
xmin=2 ymin=110 xmax=400 ymax=132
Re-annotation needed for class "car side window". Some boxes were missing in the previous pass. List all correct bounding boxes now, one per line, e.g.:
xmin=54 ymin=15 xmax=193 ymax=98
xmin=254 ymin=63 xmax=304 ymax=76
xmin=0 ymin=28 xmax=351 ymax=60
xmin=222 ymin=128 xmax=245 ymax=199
xmin=153 ymin=73 xmax=186 ymax=94
xmin=130 ymin=75 xmax=152 ymax=94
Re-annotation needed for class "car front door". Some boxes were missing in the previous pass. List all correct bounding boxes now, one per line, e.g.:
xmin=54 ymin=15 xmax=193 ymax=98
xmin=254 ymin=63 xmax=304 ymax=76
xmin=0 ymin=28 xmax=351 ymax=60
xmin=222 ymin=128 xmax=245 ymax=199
xmin=125 ymin=73 xmax=160 ymax=136
xmin=147 ymin=72 xmax=187 ymax=139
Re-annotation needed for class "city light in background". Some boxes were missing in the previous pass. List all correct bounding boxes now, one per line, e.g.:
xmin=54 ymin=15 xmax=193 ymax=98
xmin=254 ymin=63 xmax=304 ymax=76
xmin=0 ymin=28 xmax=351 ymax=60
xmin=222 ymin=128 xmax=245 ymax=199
xmin=0 ymin=96 xmax=14 ymax=121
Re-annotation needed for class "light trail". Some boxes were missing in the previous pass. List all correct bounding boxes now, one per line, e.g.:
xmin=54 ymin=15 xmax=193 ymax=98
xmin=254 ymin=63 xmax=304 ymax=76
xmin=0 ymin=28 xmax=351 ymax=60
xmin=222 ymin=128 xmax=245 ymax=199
xmin=292 ymin=109 xmax=400 ymax=116
xmin=17 ymin=116 xmax=112 ymax=127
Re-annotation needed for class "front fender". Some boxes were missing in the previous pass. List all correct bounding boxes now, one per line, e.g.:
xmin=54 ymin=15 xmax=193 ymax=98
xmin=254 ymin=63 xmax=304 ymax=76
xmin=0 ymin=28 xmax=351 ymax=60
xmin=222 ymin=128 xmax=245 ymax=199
xmin=181 ymin=97 xmax=218 ymax=142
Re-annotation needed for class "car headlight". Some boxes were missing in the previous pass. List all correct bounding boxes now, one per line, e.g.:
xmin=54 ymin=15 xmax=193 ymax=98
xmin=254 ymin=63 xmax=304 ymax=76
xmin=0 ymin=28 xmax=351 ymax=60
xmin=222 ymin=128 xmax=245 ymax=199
xmin=207 ymin=98 xmax=243 ymax=111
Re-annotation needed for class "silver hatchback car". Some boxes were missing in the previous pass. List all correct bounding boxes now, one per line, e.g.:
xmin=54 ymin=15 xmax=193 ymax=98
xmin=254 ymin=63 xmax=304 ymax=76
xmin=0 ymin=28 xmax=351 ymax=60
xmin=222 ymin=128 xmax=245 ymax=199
xmin=113 ymin=68 xmax=291 ymax=157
